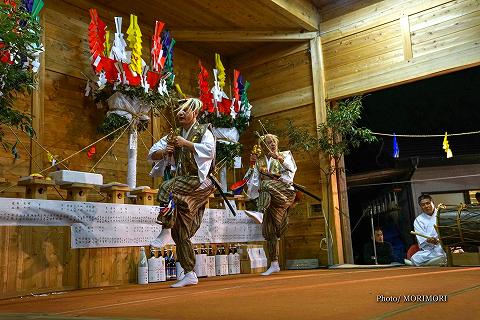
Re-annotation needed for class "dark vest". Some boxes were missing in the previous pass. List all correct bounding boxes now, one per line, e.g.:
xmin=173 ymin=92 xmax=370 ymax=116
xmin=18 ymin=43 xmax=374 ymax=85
xmin=256 ymin=151 xmax=289 ymax=179
xmin=174 ymin=122 xmax=211 ymax=176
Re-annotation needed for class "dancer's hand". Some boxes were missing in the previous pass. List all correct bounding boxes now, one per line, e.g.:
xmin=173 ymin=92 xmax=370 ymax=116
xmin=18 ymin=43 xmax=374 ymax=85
xmin=173 ymin=136 xmax=194 ymax=151
xmin=165 ymin=144 xmax=175 ymax=155
xmin=271 ymin=152 xmax=284 ymax=163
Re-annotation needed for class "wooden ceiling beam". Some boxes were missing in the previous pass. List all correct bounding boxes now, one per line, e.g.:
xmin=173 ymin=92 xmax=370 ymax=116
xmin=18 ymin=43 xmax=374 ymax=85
xmin=171 ymin=30 xmax=317 ymax=42
xmin=262 ymin=0 xmax=321 ymax=31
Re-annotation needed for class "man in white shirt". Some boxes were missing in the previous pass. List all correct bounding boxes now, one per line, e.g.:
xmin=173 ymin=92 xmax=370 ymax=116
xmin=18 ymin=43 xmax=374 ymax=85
xmin=408 ymin=194 xmax=447 ymax=266
xmin=245 ymin=134 xmax=297 ymax=275
xmin=148 ymin=98 xmax=216 ymax=287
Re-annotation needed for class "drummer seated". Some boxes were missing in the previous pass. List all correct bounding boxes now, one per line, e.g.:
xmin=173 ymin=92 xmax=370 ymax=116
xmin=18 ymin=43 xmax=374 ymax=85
xmin=405 ymin=194 xmax=447 ymax=266
xmin=362 ymin=227 xmax=395 ymax=264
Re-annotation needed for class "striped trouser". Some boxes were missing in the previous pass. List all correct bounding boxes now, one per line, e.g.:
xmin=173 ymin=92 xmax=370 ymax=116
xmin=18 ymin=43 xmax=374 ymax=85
xmin=157 ymin=176 xmax=214 ymax=272
xmin=258 ymin=179 xmax=296 ymax=261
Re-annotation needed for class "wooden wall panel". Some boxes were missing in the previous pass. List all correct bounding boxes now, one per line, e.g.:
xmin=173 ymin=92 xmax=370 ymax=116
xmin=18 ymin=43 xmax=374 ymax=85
xmin=0 ymin=92 xmax=31 ymax=198
xmin=315 ymin=0 xmax=384 ymax=22
xmin=0 ymin=226 xmax=78 ymax=299
xmin=78 ymin=247 xmax=140 ymax=289
xmin=320 ymin=0 xmax=452 ymax=43
xmin=410 ymin=0 xmax=480 ymax=57
xmin=243 ymin=50 xmax=312 ymax=101
xmin=320 ymin=0 xmax=480 ymax=100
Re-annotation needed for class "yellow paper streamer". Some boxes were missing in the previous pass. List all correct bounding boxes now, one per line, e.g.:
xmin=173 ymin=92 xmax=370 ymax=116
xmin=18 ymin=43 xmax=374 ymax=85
xmin=126 ymin=14 xmax=143 ymax=75
xmin=175 ymin=83 xmax=187 ymax=99
xmin=104 ymin=30 xmax=111 ymax=57
xmin=215 ymin=53 xmax=225 ymax=89
xmin=442 ymin=132 xmax=453 ymax=158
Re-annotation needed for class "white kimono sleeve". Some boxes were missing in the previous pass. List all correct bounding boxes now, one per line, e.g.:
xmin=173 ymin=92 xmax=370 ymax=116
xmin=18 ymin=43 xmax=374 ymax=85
xmin=414 ymin=212 xmax=438 ymax=251
xmin=193 ymin=128 xmax=215 ymax=183
xmin=279 ymin=150 xmax=297 ymax=184
xmin=246 ymin=166 xmax=260 ymax=200
xmin=147 ymin=135 xmax=170 ymax=177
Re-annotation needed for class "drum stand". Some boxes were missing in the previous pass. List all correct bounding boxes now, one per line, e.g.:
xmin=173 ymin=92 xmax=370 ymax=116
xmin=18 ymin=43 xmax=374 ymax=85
xmin=369 ymin=207 xmax=378 ymax=265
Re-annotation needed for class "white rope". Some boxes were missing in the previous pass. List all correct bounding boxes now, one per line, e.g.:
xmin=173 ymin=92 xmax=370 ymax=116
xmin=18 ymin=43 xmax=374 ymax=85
xmin=348 ymin=173 xmax=480 ymax=188
xmin=372 ymin=130 xmax=480 ymax=138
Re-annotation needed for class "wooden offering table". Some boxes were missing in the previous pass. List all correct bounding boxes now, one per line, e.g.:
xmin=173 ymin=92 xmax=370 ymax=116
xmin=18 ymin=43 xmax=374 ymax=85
xmin=129 ymin=186 xmax=158 ymax=205
xmin=100 ymin=183 xmax=130 ymax=204
xmin=207 ymin=193 xmax=248 ymax=210
xmin=233 ymin=195 xmax=247 ymax=210
xmin=18 ymin=175 xmax=56 ymax=200
xmin=60 ymin=183 xmax=95 ymax=202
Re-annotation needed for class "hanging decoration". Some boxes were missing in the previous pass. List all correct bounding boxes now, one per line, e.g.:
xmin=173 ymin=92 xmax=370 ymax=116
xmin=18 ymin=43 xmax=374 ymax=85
xmin=392 ymin=133 xmax=399 ymax=158
xmin=175 ymin=83 xmax=186 ymax=99
xmin=215 ymin=53 xmax=226 ymax=90
xmin=85 ymin=9 xmax=179 ymax=141
xmin=126 ymin=14 xmax=142 ymax=75
xmin=442 ymin=132 xmax=453 ymax=158
xmin=84 ymin=9 xmax=180 ymax=189
xmin=198 ymin=60 xmax=213 ymax=113
xmin=233 ymin=69 xmax=240 ymax=113
xmin=161 ymin=30 xmax=175 ymax=88
xmin=371 ymin=130 xmax=480 ymax=159
xmin=46 ymin=151 xmax=58 ymax=168
xmin=151 ymin=21 xmax=165 ymax=72
xmin=87 ymin=145 xmax=96 ymax=159
xmin=0 ymin=0 xmax=44 ymax=155
xmin=197 ymin=55 xmax=253 ymax=169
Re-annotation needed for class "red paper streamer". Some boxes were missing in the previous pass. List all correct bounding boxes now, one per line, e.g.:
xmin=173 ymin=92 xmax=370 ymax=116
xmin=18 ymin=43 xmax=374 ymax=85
xmin=88 ymin=8 xmax=107 ymax=61
xmin=198 ymin=60 xmax=214 ymax=112
xmin=233 ymin=69 xmax=240 ymax=112
xmin=151 ymin=21 xmax=165 ymax=72
xmin=122 ymin=63 xmax=141 ymax=86
xmin=87 ymin=145 xmax=96 ymax=159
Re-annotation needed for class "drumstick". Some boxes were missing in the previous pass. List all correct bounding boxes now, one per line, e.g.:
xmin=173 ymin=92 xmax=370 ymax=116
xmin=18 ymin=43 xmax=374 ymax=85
xmin=410 ymin=231 xmax=430 ymax=239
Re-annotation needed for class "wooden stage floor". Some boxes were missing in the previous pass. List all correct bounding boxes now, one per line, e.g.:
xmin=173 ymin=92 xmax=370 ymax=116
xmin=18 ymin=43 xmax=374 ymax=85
xmin=0 ymin=266 xmax=479 ymax=320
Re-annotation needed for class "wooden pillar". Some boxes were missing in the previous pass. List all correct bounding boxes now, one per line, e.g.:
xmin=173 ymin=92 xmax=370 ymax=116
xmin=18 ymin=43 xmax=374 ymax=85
xmin=309 ymin=35 xmax=344 ymax=265
xmin=30 ymin=13 xmax=45 ymax=174
xmin=337 ymin=154 xmax=354 ymax=263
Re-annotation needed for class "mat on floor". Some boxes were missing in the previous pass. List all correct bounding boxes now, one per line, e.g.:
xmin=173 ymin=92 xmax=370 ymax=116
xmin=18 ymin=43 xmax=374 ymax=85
xmin=328 ymin=262 xmax=405 ymax=269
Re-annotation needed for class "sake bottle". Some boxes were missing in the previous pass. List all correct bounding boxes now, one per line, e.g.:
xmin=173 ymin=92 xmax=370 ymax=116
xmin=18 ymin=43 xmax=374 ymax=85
xmin=170 ymin=248 xmax=177 ymax=280
xmin=148 ymin=249 xmax=158 ymax=283
xmin=165 ymin=249 xmax=171 ymax=280
xmin=138 ymin=247 xmax=149 ymax=284
xmin=228 ymin=244 xmax=235 ymax=275
xmin=158 ymin=248 xmax=166 ymax=282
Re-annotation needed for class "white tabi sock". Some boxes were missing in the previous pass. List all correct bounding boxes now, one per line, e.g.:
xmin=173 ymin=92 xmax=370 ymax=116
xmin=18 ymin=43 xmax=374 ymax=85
xmin=150 ymin=228 xmax=172 ymax=248
xmin=262 ymin=261 xmax=280 ymax=276
xmin=170 ymin=271 xmax=198 ymax=288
